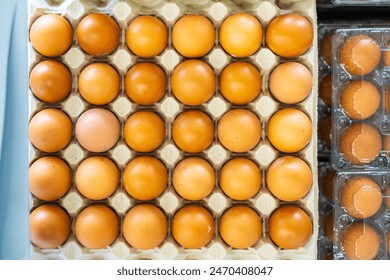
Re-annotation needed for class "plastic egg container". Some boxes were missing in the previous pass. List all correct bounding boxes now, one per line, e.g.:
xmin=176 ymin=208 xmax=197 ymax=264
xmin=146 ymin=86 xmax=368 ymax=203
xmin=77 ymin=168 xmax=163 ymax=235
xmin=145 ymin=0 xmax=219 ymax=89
xmin=331 ymin=28 xmax=390 ymax=171
xmin=331 ymin=172 xmax=390 ymax=260
xmin=28 ymin=0 xmax=318 ymax=260
xmin=331 ymin=0 xmax=390 ymax=6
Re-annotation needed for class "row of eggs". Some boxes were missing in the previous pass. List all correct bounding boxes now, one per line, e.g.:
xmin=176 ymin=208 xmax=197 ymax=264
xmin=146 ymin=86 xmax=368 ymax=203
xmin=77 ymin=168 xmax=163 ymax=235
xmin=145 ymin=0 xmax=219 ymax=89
xmin=29 ymin=13 xmax=313 ymax=59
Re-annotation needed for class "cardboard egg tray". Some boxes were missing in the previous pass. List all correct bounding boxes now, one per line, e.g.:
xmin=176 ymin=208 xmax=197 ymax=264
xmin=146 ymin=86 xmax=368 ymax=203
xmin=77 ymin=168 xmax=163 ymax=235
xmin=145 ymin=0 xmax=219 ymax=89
xmin=28 ymin=0 xmax=318 ymax=260
xmin=332 ymin=172 xmax=390 ymax=260
xmin=331 ymin=28 xmax=390 ymax=171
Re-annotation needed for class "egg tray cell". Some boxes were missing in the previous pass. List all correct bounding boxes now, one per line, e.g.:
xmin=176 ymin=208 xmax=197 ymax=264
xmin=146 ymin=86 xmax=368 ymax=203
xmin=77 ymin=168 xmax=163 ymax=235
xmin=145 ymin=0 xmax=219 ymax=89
xmin=28 ymin=0 xmax=318 ymax=260
xmin=331 ymin=172 xmax=390 ymax=260
xmin=331 ymin=28 xmax=390 ymax=172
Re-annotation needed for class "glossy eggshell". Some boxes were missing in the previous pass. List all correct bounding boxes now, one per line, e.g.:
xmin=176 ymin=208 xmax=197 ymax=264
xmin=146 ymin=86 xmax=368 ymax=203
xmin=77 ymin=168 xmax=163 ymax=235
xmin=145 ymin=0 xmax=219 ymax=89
xmin=123 ymin=204 xmax=168 ymax=250
xmin=219 ymin=62 xmax=261 ymax=105
xmin=172 ymin=205 xmax=215 ymax=249
xmin=75 ymin=204 xmax=119 ymax=249
xmin=29 ymin=156 xmax=71 ymax=201
xmin=173 ymin=157 xmax=215 ymax=201
xmin=219 ymin=13 xmax=262 ymax=58
xmin=266 ymin=13 xmax=313 ymax=58
xmin=341 ymin=177 xmax=382 ymax=219
xmin=123 ymin=156 xmax=167 ymax=200
xmin=341 ymin=223 xmax=380 ymax=260
xmin=268 ymin=205 xmax=312 ymax=249
xmin=219 ymin=206 xmax=262 ymax=249
xmin=340 ymin=80 xmax=380 ymax=120
xmin=76 ymin=13 xmax=120 ymax=56
xmin=75 ymin=108 xmax=120 ymax=153
xmin=29 ymin=14 xmax=73 ymax=57
xmin=340 ymin=35 xmax=381 ymax=76
xmin=78 ymin=63 xmax=120 ymax=105
xmin=126 ymin=15 xmax=168 ymax=58
xmin=220 ymin=158 xmax=261 ymax=200
xmin=29 ymin=108 xmax=73 ymax=153
xmin=266 ymin=156 xmax=312 ymax=202
xmin=29 ymin=60 xmax=72 ymax=103
xmin=218 ymin=109 xmax=261 ymax=153
xmin=339 ymin=123 xmax=381 ymax=165
xmin=124 ymin=111 xmax=165 ymax=152
xmin=269 ymin=62 xmax=312 ymax=104
xmin=267 ymin=108 xmax=312 ymax=153
xmin=172 ymin=110 xmax=214 ymax=153
xmin=75 ymin=156 xmax=119 ymax=200
xmin=171 ymin=60 xmax=216 ymax=106
xmin=172 ymin=14 xmax=215 ymax=58
xmin=125 ymin=62 xmax=166 ymax=105
xmin=30 ymin=204 xmax=71 ymax=249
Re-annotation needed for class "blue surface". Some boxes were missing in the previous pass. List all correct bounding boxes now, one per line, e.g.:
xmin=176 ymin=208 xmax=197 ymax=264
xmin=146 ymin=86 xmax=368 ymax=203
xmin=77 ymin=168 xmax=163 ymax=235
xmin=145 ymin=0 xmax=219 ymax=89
xmin=0 ymin=0 xmax=30 ymax=260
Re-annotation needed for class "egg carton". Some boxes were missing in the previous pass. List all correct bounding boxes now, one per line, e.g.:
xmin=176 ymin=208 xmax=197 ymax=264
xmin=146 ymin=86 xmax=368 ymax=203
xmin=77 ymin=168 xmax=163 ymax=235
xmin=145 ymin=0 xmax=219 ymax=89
xmin=28 ymin=0 xmax=318 ymax=260
xmin=331 ymin=172 xmax=390 ymax=260
xmin=331 ymin=0 xmax=390 ymax=6
xmin=331 ymin=28 xmax=390 ymax=171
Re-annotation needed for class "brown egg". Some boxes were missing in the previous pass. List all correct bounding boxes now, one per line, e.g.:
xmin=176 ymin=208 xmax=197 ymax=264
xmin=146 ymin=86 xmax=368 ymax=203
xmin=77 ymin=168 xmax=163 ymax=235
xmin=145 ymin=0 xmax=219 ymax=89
xmin=125 ymin=62 xmax=166 ymax=105
xmin=339 ymin=123 xmax=381 ymax=165
xmin=266 ymin=13 xmax=313 ymax=58
xmin=385 ymin=85 xmax=390 ymax=114
xmin=318 ymin=114 xmax=332 ymax=148
xmin=126 ymin=16 xmax=168 ymax=58
xmin=30 ymin=204 xmax=71 ymax=249
xmin=124 ymin=111 xmax=165 ymax=153
xmin=340 ymin=80 xmax=380 ymax=120
xmin=383 ymin=41 xmax=390 ymax=66
xmin=341 ymin=223 xmax=380 ymax=260
xmin=220 ymin=157 xmax=261 ymax=200
xmin=172 ymin=110 xmax=214 ymax=153
xmin=321 ymin=169 xmax=336 ymax=201
xmin=268 ymin=205 xmax=312 ymax=249
xmin=78 ymin=63 xmax=120 ymax=105
xmin=219 ymin=62 xmax=261 ymax=105
xmin=173 ymin=157 xmax=215 ymax=201
xmin=172 ymin=14 xmax=215 ymax=58
xmin=266 ymin=156 xmax=312 ymax=202
xmin=320 ymin=32 xmax=333 ymax=66
xmin=75 ymin=156 xmax=119 ymax=200
xmin=219 ymin=206 xmax=262 ymax=249
xmin=123 ymin=156 xmax=167 ymax=200
xmin=340 ymin=35 xmax=381 ymax=76
xmin=75 ymin=204 xmax=119 ymax=249
xmin=172 ymin=205 xmax=214 ymax=249
xmin=267 ymin=108 xmax=312 ymax=153
xmin=218 ymin=109 xmax=261 ymax=153
xmin=29 ymin=60 xmax=72 ymax=103
xmin=385 ymin=186 xmax=390 ymax=209
xmin=269 ymin=62 xmax=312 ymax=104
xmin=387 ymin=231 xmax=390 ymax=254
xmin=323 ymin=210 xmax=334 ymax=244
xmin=171 ymin=60 xmax=215 ymax=106
xmin=219 ymin=13 xmax=262 ymax=58
xmin=319 ymin=73 xmax=332 ymax=108
xmin=29 ymin=108 xmax=73 ymax=153
xmin=29 ymin=14 xmax=73 ymax=57
xmin=76 ymin=13 xmax=120 ymax=56
xmin=123 ymin=204 xmax=168 ymax=250
xmin=341 ymin=176 xmax=382 ymax=219
xmin=75 ymin=108 xmax=120 ymax=153
xmin=29 ymin=156 xmax=71 ymax=201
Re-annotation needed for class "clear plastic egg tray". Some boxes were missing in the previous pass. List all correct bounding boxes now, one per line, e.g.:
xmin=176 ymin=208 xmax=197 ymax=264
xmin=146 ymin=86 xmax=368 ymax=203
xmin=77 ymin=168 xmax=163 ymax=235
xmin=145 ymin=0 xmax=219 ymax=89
xmin=331 ymin=0 xmax=390 ymax=6
xmin=331 ymin=28 xmax=390 ymax=171
xmin=332 ymin=172 xmax=390 ymax=260
xmin=28 ymin=0 xmax=318 ymax=260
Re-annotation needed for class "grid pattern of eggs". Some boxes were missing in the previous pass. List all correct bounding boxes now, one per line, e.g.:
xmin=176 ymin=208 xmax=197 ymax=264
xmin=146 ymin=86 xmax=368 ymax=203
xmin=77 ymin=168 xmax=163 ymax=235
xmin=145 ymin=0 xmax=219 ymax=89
xmin=28 ymin=0 xmax=318 ymax=260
